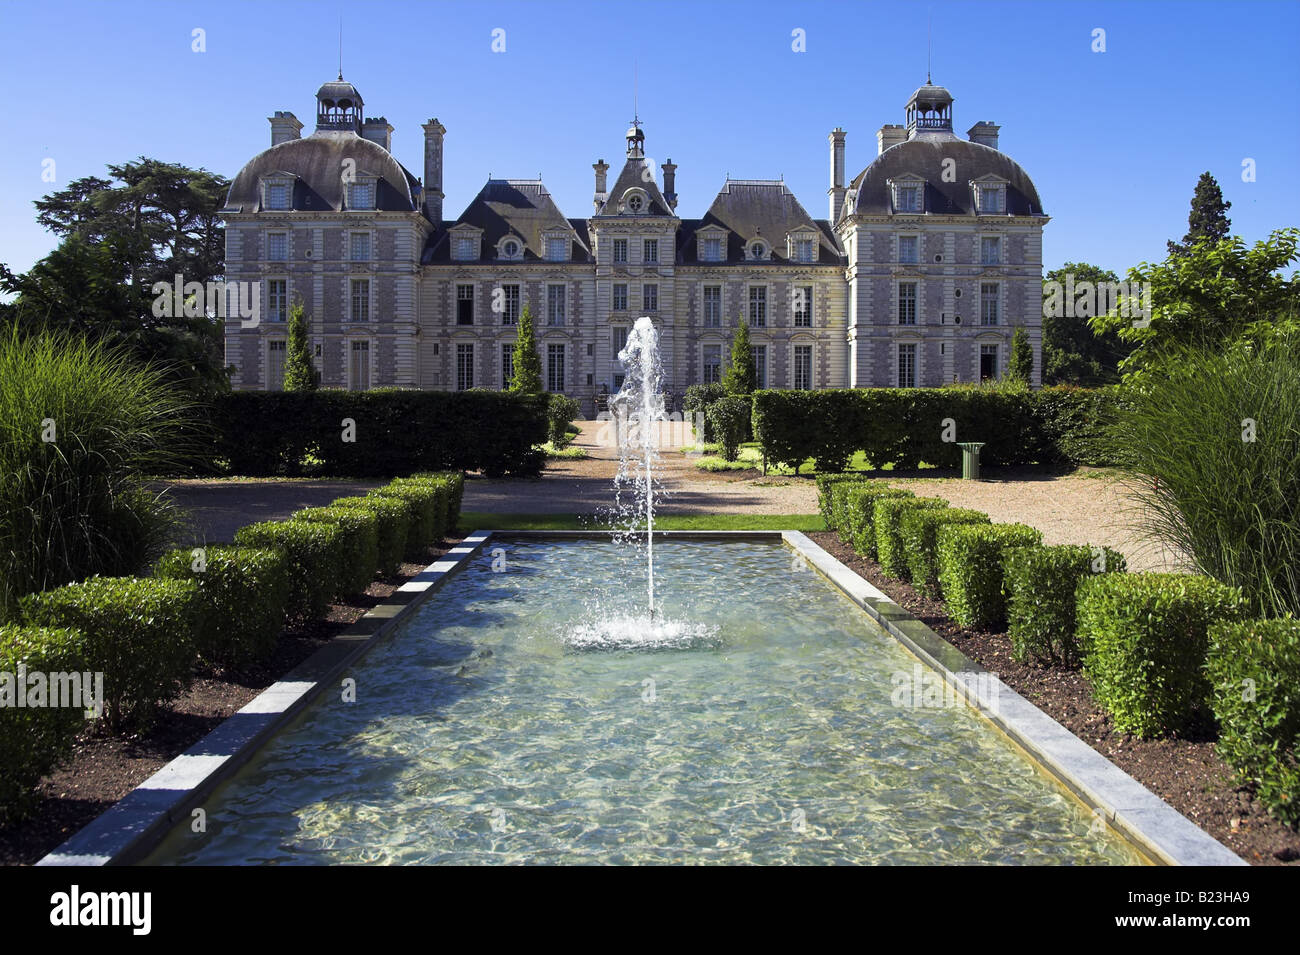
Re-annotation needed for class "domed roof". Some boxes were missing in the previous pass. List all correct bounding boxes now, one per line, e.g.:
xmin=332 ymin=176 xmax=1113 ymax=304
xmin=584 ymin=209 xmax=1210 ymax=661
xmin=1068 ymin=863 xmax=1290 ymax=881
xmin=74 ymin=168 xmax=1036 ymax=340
xmin=847 ymin=137 xmax=1044 ymax=218
xmin=316 ymin=77 xmax=363 ymax=106
xmin=905 ymin=83 xmax=953 ymax=108
xmin=224 ymin=130 xmax=421 ymax=213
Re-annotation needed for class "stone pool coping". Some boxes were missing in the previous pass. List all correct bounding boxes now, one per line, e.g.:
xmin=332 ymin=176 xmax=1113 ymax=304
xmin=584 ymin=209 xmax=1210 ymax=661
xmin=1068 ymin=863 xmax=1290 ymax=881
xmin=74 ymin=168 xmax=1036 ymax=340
xmin=38 ymin=529 xmax=1243 ymax=866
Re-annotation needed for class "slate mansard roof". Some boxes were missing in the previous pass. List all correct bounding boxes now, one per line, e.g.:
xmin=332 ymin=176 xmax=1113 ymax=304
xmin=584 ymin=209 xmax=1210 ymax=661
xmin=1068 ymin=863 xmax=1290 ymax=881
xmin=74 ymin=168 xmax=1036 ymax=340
xmin=679 ymin=180 xmax=842 ymax=266
xmin=423 ymin=179 xmax=592 ymax=264
xmin=224 ymin=130 xmax=422 ymax=213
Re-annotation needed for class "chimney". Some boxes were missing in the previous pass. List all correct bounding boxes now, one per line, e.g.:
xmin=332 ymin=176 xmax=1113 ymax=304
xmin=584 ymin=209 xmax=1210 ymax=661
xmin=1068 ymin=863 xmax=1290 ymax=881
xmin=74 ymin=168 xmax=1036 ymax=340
xmin=968 ymin=121 xmax=1001 ymax=151
xmin=828 ymin=128 xmax=846 ymax=222
xmin=422 ymin=119 xmax=446 ymax=224
xmin=877 ymin=124 xmax=905 ymax=155
xmin=662 ymin=158 xmax=677 ymax=209
xmin=269 ymin=111 xmax=302 ymax=146
xmin=593 ymin=159 xmax=610 ymax=211
xmin=361 ymin=117 xmax=393 ymax=152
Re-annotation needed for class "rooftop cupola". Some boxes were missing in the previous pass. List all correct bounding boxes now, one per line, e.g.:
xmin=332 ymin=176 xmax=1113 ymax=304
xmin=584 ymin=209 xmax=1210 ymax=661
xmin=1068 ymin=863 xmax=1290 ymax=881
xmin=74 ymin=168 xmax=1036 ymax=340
xmin=905 ymin=80 xmax=954 ymax=138
xmin=626 ymin=118 xmax=645 ymax=159
xmin=316 ymin=74 xmax=364 ymax=132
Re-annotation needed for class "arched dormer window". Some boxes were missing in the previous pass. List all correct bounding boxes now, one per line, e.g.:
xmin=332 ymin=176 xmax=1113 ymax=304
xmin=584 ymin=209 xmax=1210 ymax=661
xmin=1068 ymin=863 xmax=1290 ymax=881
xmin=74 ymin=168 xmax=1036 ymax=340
xmin=622 ymin=187 xmax=649 ymax=214
xmin=748 ymin=240 xmax=769 ymax=261
xmin=497 ymin=236 xmax=524 ymax=261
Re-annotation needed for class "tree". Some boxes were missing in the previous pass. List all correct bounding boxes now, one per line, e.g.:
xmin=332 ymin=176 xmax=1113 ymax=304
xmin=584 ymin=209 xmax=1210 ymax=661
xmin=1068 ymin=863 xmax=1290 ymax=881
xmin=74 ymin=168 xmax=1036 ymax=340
xmin=1041 ymin=262 xmax=1133 ymax=385
xmin=1167 ymin=172 xmax=1232 ymax=258
xmin=1009 ymin=325 xmax=1034 ymax=382
xmin=721 ymin=317 xmax=757 ymax=395
xmin=283 ymin=301 xmax=319 ymax=391
xmin=509 ymin=304 xmax=543 ymax=393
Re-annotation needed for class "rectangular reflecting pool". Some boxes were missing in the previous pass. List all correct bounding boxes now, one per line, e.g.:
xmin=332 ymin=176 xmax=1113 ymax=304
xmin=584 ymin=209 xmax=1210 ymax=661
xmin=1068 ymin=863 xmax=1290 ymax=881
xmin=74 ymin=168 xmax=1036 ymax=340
xmin=144 ymin=538 xmax=1146 ymax=865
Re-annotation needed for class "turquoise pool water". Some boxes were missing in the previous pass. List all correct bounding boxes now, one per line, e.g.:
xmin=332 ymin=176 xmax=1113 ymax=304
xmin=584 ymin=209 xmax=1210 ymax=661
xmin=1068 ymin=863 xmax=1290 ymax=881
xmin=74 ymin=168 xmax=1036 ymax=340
xmin=144 ymin=538 xmax=1144 ymax=865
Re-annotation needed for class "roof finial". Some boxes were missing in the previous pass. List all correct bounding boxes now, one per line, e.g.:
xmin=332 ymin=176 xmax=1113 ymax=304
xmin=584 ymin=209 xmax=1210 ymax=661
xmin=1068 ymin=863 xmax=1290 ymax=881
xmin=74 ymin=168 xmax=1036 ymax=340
xmin=926 ymin=9 xmax=932 ymax=84
xmin=338 ymin=12 xmax=343 ymax=81
xmin=633 ymin=59 xmax=639 ymax=127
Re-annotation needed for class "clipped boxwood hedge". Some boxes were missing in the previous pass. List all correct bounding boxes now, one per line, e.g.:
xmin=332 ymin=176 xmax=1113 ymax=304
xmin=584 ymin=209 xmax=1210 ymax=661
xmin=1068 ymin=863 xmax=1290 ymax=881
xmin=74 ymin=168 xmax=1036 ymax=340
xmin=0 ymin=624 xmax=90 ymax=822
xmin=936 ymin=523 xmax=1043 ymax=629
xmin=156 ymin=545 xmax=290 ymax=668
xmin=390 ymin=476 xmax=453 ymax=540
xmin=1077 ymin=573 xmax=1247 ymax=737
xmin=369 ymin=483 xmax=441 ymax=559
xmin=1005 ymin=544 xmax=1127 ymax=666
xmin=707 ymin=396 xmax=752 ymax=462
xmin=20 ymin=576 xmax=199 ymax=729
xmin=874 ymin=497 xmax=950 ymax=580
xmin=293 ymin=506 xmax=380 ymax=596
xmin=1207 ymin=618 xmax=1300 ymax=827
xmin=846 ymin=485 xmax=914 ymax=559
xmin=234 ymin=520 xmax=346 ymax=620
xmin=900 ymin=507 xmax=991 ymax=598
xmin=815 ymin=474 xmax=865 ymax=529
xmin=331 ymin=495 xmax=411 ymax=576
xmin=829 ymin=479 xmax=874 ymax=540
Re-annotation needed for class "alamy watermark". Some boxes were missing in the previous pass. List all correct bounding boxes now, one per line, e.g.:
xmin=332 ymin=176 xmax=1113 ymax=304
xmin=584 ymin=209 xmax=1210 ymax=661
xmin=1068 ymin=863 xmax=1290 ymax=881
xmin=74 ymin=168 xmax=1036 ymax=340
xmin=1042 ymin=275 xmax=1152 ymax=328
xmin=891 ymin=664 xmax=1000 ymax=714
xmin=151 ymin=274 xmax=260 ymax=328
xmin=1 ymin=665 xmax=103 ymax=718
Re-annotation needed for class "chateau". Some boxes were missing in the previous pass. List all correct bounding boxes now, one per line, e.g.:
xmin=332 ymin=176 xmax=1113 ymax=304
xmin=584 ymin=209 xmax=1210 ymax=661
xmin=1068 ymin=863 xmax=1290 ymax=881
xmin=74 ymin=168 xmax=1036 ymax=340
xmin=222 ymin=76 xmax=1048 ymax=413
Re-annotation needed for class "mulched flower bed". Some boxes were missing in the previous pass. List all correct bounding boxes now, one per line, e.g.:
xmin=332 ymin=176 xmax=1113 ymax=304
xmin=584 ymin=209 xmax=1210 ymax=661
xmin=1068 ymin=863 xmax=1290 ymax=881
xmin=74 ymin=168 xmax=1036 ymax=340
xmin=0 ymin=548 xmax=451 ymax=867
xmin=809 ymin=530 xmax=1300 ymax=866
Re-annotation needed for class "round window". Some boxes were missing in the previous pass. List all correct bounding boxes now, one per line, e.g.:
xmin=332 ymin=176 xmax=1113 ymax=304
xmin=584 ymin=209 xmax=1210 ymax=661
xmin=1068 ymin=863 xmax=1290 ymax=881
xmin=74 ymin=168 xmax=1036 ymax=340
xmin=504 ymin=240 xmax=519 ymax=257
xmin=627 ymin=194 xmax=644 ymax=213
xmin=751 ymin=243 xmax=765 ymax=259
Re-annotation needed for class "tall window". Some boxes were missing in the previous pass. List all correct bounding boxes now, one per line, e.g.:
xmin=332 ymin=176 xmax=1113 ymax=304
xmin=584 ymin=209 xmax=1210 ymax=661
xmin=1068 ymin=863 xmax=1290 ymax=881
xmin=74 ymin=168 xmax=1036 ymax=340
xmin=702 ymin=344 xmax=722 ymax=384
xmin=547 ymin=343 xmax=565 ymax=393
xmin=896 ymin=185 xmax=920 ymax=212
xmin=267 ymin=232 xmax=288 ymax=261
xmin=703 ymin=285 xmax=722 ymax=327
xmin=980 ymin=344 xmax=999 ymax=381
xmin=457 ymin=343 xmax=474 ymax=390
xmin=980 ymin=236 xmax=1001 ymax=265
xmin=643 ymin=238 xmax=659 ymax=264
xmin=980 ymin=283 xmax=999 ymax=325
xmin=898 ymin=282 xmax=917 ymax=325
xmin=547 ymin=284 xmax=566 ymax=325
xmin=613 ymin=283 xmax=628 ymax=312
xmin=977 ymin=185 xmax=1003 ymax=214
xmin=750 ymin=344 xmax=767 ymax=389
xmin=350 ymin=232 xmax=370 ymax=262
xmin=613 ymin=238 xmax=628 ymax=264
xmin=701 ymin=237 xmax=722 ymax=262
xmin=347 ymin=182 xmax=374 ymax=210
xmin=501 ymin=284 xmax=520 ymax=325
xmin=612 ymin=325 xmax=629 ymax=360
xmin=898 ymin=343 xmax=917 ymax=388
xmin=794 ymin=345 xmax=813 ymax=390
xmin=456 ymin=236 xmax=475 ymax=260
xmin=268 ymin=279 xmax=287 ymax=322
xmin=266 ymin=340 xmax=287 ymax=390
xmin=350 ymin=340 xmax=370 ymax=391
xmin=500 ymin=343 xmax=514 ymax=389
xmin=793 ymin=286 xmax=813 ymax=327
xmin=546 ymin=237 xmax=567 ymax=262
xmin=749 ymin=286 xmax=767 ymax=327
xmin=795 ymin=238 xmax=814 ymax=263
xmin=456 ymin=284 xmax=474 ymax=325
xmin=643 ymin=283 xmax=658 ymax=312
xmin=898 ymin=235 xmax=919 ymax=264
xmin=350 ymin=278 xmax=370 ymax=322
xmin=266 ymin=183 xmax=289 ymax=210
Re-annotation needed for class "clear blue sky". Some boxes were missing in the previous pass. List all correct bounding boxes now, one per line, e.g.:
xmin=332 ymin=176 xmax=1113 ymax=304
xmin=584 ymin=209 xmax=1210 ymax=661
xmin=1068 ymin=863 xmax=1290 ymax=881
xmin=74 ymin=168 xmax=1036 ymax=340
xmin=1 ymin=0 xmax=1296 ymax=278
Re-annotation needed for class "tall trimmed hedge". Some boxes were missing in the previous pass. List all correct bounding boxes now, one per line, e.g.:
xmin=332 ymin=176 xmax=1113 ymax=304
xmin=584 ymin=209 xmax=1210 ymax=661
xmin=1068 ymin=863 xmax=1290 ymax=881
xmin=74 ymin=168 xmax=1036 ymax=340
xmin=875 ymin=497 xmax=949 ymax=579
xmin=900 ymin=507 xmax=991 ymax=597
xmin=1005 ymin=544 xmax=1127 ymax=665
xmin=206 ymin=390 xmax=547 ymax=478
xmin=936 ymin=523 xmax=1043 ymax=629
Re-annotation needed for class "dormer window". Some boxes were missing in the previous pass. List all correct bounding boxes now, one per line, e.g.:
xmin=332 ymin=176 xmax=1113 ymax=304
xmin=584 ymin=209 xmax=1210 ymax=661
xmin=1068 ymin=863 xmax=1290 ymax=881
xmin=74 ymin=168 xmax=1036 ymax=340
xmin=499 ymin=238 xmax=523 ymax=261
xmin=622 ymin=188 xmax=649 ymax=214
xmin=264 ymin=180 xmax=291 ymax=211
xmin=749 ymin=240 xmax=768 ymax=261
xmin=890 ymin=178 xmax=924 ymax=214
xmin=455 ymin=236 xmax=475 ymax=261
xmin=346 ymin=180 xmax=375 ymax=210
xmin=701 ymin=237 xmax=722 ymax=262
xmin=544 ymin=234 xmax=568 ymax=262
xmin=971 ymin=177 xmax=1008 ymax=215
xmin=787 ymin=233 xmax=815 ymax=263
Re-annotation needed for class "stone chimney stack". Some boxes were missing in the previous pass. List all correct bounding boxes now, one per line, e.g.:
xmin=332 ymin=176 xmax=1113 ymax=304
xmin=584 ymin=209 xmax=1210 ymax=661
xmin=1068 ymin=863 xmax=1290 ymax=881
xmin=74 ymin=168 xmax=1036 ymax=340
xmin=422 ymin=119 xmax=446 ymax=224
xmin=269 ymin=111 xmax=302 ymax=146
xmin=593 ymin=159 xmax=610 ymax=211
xmin=968 ymin=121 xmax=1001 ymax=151
xmin=828 ymin=128 xmax=846 ymax=222
xmin=662 ymin=158 xmax=678 ymax=209
xmin=877 ymin=124 xmax=906 ymax=155
xmin=361 ymin=117 xmax=393 ymax=152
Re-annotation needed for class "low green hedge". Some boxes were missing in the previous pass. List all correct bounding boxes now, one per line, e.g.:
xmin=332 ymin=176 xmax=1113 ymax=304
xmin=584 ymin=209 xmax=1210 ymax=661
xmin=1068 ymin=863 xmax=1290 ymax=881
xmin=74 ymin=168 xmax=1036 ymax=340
xmin=391 ymin=476 xmax=455 ymax=539
xmin=369 ymin=483 xmax=441 ymax=560
xmin=874 ymin=497 xmax=950 ymax=580
xmin=1207 ymin=618 xmax=1300 ymax=827
xmin=20 ymin=576 xmax=199 ymax=729
xmin=233 ymin=520 xmax=346 ymax=620
xmin=331 ymin=495 xmax=411 ymax=576
xmin=900 ymin=507 xmax=991 ymax=598
xmin=1005 ymin=545 xmax=1127 ymax=666
xmin=846 ymin=485 xmax=914 ymax=559
xmin=1077 ymin=573 xmax=1247 ymax=737
xmin=155 ymin=545 xmax=290 ymax=668
xmin=816 ymin=474 xmax=865 ymax=530
xmin=936 ymin=523 xmax=1043 ymax=629
xmin=293 ymin=507 xmax=380 ymax=596
xmin=0 ymin=624 xmax=90 ymax=822
xmin=829 ymin=479 xmax=873 ymax=540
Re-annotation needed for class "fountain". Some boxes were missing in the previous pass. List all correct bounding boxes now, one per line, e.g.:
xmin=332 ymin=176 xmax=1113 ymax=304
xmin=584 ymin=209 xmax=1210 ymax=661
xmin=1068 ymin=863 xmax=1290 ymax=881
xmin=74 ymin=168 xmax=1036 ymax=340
xmin=614 ymin=316 xmax=664 ymax=618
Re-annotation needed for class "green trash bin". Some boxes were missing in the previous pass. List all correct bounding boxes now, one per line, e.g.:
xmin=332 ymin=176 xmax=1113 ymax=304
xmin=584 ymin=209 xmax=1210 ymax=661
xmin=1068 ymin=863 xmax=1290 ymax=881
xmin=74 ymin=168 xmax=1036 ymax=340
xmin=958 ymin=442 xmax=985 ymax=480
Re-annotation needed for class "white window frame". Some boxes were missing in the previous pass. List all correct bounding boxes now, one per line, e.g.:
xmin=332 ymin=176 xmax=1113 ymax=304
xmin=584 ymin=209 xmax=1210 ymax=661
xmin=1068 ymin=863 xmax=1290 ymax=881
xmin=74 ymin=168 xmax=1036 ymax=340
xmin=748 ymin=284 xmax=768 ymax=327
xmin=793 ymin=342 xmax=813 ymax=390
xmin=750 ymin=343 xmax=768 ymax=389
xmin=263 ymin=179 xmax=292 ymax=211
xmin=980 ymin=234 xmax=1002 ymax=266
xmin=547 ymin=342 xmax=566 ymax=393
xmin=349 ymin=277 xmax=371 ymax=323
xmin=980 ymin=281 xmax=1000 ymax=326
xmin=613 ymin=238 xmax=628 ymax=264
xmin=897 ymin=234 xmax=920 ymax=265
xmin=897 ymin=281 xmax=918 ymax=326
xmin=897 ymin=341 xmax=919 ymax=388
xmin=266 ymin=231 xmax=289 ymax=262
xmin=266 ymin=338 xmax=287 ymax=390
xmin=544 ymin=235 xmax=568 ymax=262
xmin=702 ymin=284 xmax=722 ymax=327
xmin=643 ymin=282 xmax=658 ymax=313
xmin=346 ymin=179 xmax=376 ymax=211
xmin=498 ymin=237 xmax=524 ymax=261
xmin=792 ymin=285 xmax=814 ymax=327
xmin=349 ymin=230 xmax=372 ymax=262
xmin=701 ymin=342 xmax=723 ymax=385
xmin=547 ymin=283 xmax=567 ymax=326
xmin=643 ymin=238 xmax=659 ymax=264
xmin=500 ymin=341 xmax=514 ymax=389
xmin=500 ymin=283 xmax=521 ymax=325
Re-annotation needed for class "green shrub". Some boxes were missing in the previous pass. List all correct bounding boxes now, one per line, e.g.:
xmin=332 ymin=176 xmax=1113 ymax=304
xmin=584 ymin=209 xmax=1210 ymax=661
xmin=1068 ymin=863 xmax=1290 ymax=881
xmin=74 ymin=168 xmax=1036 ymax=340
xmin=331 ymin=495 xmax=410 ymax=576
xmin=0 ymin=624 xmax=90 ymax=822
xmin=753 ymin=390 xmax=866 ymax=473
xmin=829 ymin=479 xmax=875 ymax=541
xmin=155 ymin=545 xmax=289 ymax=668
xmin=0 ymin=329 xmax=197 ymax=619
xmin=874 ymin=497 xmax=950 ymax=579
xmin=936 ymin=523 xmax=1043 ymax=629
xmin=293 ymin=507 xmax=379 ymax=595
xmin=1207 ymin=618 xmax=1300 ymax=827
xmin=815 ymin=474 xmax=863 ymax=529
xmin=545 ymin=394 xmax=581 ymax=446
xmin=845 ymin=485 xmax=914 ymax=558
xmin=20 ymin=576 xmax=199 ymax=729
xmin=900 ymin=507 xmax=991 ymax=597
xmin=233 ymin=520 xmax=346 ymax=619
xmin=369 ymin=483 xmax=441 ymax=560
xmin=707 ymin=396 xmax=752 ymax=462
xmin=407 ymin=471 xmax=465 ymax=533
xmin=684 ymin=383 xmax=726 ymax=443
xmin=1005 ymin=544 xmax=1127 ymax=665
xmin=1078 ymin=573 xmax=1248 ymax=737
xmin=390 ymin=478 xmax=450 ymax=541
